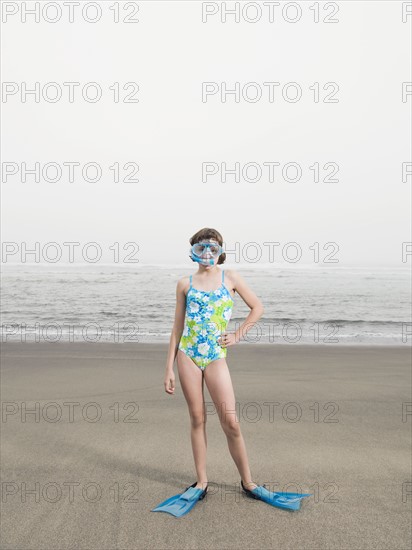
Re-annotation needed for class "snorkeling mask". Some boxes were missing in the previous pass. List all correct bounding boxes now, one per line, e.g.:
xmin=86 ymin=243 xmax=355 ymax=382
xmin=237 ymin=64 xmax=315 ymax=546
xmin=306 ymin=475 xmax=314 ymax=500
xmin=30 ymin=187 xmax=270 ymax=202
xmin=190 ymin=242 xmax=223 ymax=266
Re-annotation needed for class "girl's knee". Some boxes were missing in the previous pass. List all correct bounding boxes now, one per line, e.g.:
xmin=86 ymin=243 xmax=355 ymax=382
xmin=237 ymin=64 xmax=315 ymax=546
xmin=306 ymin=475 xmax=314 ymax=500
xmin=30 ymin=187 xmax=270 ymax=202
xmin=190 ymin=411 xmax=206 ymax=428
xmin=222 ymin=418 xmax=241 ymax=437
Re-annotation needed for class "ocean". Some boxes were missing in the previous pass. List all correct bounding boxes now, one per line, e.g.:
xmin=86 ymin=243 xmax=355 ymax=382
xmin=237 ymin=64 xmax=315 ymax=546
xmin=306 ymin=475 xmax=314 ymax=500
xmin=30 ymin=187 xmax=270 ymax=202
xmin=1 ymin=264 xmax=411 ymax=346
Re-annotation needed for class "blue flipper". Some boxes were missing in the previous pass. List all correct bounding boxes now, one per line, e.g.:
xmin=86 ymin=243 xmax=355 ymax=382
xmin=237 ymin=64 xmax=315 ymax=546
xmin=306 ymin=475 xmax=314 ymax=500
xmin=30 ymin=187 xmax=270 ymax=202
xmin=241 ymin=480 xmax=312 ymax=511
xmin=151 ymin=482 xmax=208 ymax=518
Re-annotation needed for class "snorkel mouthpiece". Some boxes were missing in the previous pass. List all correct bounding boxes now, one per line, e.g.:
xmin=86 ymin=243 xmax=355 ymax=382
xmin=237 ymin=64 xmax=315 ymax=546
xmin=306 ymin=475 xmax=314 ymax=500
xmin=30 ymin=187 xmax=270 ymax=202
xmin=191 ymin=253 xmax=216 ymax=266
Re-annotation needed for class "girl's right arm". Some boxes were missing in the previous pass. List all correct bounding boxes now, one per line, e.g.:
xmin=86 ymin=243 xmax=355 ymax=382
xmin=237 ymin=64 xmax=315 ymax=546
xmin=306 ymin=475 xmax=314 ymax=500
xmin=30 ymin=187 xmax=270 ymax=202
xmin=164 ymin=278 xmax=187 ymax=395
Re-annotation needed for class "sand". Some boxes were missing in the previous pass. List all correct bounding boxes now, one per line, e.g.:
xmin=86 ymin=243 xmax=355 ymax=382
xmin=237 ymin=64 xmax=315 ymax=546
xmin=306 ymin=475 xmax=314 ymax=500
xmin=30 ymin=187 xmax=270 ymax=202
xmin=1 ymin=342 xmax=411 ymax=549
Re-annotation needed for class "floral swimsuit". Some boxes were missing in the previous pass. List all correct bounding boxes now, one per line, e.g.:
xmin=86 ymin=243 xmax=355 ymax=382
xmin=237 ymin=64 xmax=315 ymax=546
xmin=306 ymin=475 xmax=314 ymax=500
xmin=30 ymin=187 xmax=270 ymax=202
xmin=178 ymin=270 xmax=235 ymax=370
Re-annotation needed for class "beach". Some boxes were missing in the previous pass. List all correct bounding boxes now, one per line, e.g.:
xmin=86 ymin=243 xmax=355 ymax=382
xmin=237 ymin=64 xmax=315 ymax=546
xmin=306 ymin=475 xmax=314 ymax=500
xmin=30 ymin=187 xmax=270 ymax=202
xmin=1 ymin=341 xmax=411 ymax=549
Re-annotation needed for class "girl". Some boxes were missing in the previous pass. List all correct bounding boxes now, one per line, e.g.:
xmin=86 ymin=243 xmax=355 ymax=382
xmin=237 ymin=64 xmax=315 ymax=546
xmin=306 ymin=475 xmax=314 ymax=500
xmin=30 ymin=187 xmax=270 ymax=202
xmin=163 ymin=227 xmax=264 ymax=496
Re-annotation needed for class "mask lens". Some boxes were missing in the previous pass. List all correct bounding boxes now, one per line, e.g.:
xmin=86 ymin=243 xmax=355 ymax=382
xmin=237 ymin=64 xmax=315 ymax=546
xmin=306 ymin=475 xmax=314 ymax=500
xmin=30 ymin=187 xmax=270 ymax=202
xmin=192 ymin=243 xmax=206 ymax=256
xmin=209 ymin=245 xmax=221 ymax=256
xmin=192 ymin=242 xmax=222 ymax=257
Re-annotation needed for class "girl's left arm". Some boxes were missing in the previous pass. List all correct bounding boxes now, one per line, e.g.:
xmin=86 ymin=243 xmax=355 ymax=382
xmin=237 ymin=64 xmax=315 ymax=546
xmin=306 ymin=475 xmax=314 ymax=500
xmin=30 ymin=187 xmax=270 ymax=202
xmin=229 ymin=269 xmax=264 ymax=343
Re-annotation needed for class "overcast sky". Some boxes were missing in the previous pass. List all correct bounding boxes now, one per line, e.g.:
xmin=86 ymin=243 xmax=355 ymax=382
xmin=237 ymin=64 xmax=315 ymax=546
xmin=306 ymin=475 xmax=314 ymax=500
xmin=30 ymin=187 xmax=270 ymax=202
xmin=1 ymin=1 xmax=411 ymax=267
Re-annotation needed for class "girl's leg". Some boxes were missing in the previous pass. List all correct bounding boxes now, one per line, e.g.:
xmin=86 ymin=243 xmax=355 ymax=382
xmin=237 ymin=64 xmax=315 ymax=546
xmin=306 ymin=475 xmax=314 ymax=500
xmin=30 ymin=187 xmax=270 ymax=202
xmin=203 ymin=358 xmax=257 ymax=490
xmin=177 ymin=350 xmax=208 ymax=489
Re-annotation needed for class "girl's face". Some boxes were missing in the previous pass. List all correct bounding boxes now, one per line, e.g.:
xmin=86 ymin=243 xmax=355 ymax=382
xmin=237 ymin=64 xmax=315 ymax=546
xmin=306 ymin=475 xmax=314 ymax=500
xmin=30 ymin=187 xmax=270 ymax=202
xmin=191 ymin=239 xmax=222 ymax=266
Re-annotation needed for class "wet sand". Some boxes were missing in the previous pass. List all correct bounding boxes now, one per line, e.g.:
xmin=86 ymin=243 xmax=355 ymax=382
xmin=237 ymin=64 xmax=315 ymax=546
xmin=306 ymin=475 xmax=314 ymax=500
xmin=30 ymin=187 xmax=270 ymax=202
xmin=1 ymin=342 xmax=411 ymax=549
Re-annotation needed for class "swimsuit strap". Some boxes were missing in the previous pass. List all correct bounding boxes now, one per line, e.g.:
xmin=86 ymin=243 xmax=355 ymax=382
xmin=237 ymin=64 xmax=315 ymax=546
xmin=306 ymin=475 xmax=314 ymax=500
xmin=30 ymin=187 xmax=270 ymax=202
xmin=222 ymin=270 xmax=224 ymax=282
xmin=189 ymin=274 xmax=192 ymax=288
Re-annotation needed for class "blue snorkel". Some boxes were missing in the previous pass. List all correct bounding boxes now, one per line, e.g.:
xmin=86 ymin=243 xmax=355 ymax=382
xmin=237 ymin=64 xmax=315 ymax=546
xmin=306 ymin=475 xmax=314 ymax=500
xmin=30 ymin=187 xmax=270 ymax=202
xmin=189 ymin=242 xmax=222 ymax=266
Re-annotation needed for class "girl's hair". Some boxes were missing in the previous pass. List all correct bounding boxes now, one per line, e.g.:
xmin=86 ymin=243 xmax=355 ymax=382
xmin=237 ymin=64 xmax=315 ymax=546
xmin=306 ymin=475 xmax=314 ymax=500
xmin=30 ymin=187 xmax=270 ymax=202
xmin=189 ymin=227 xmax=226 ymax=265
